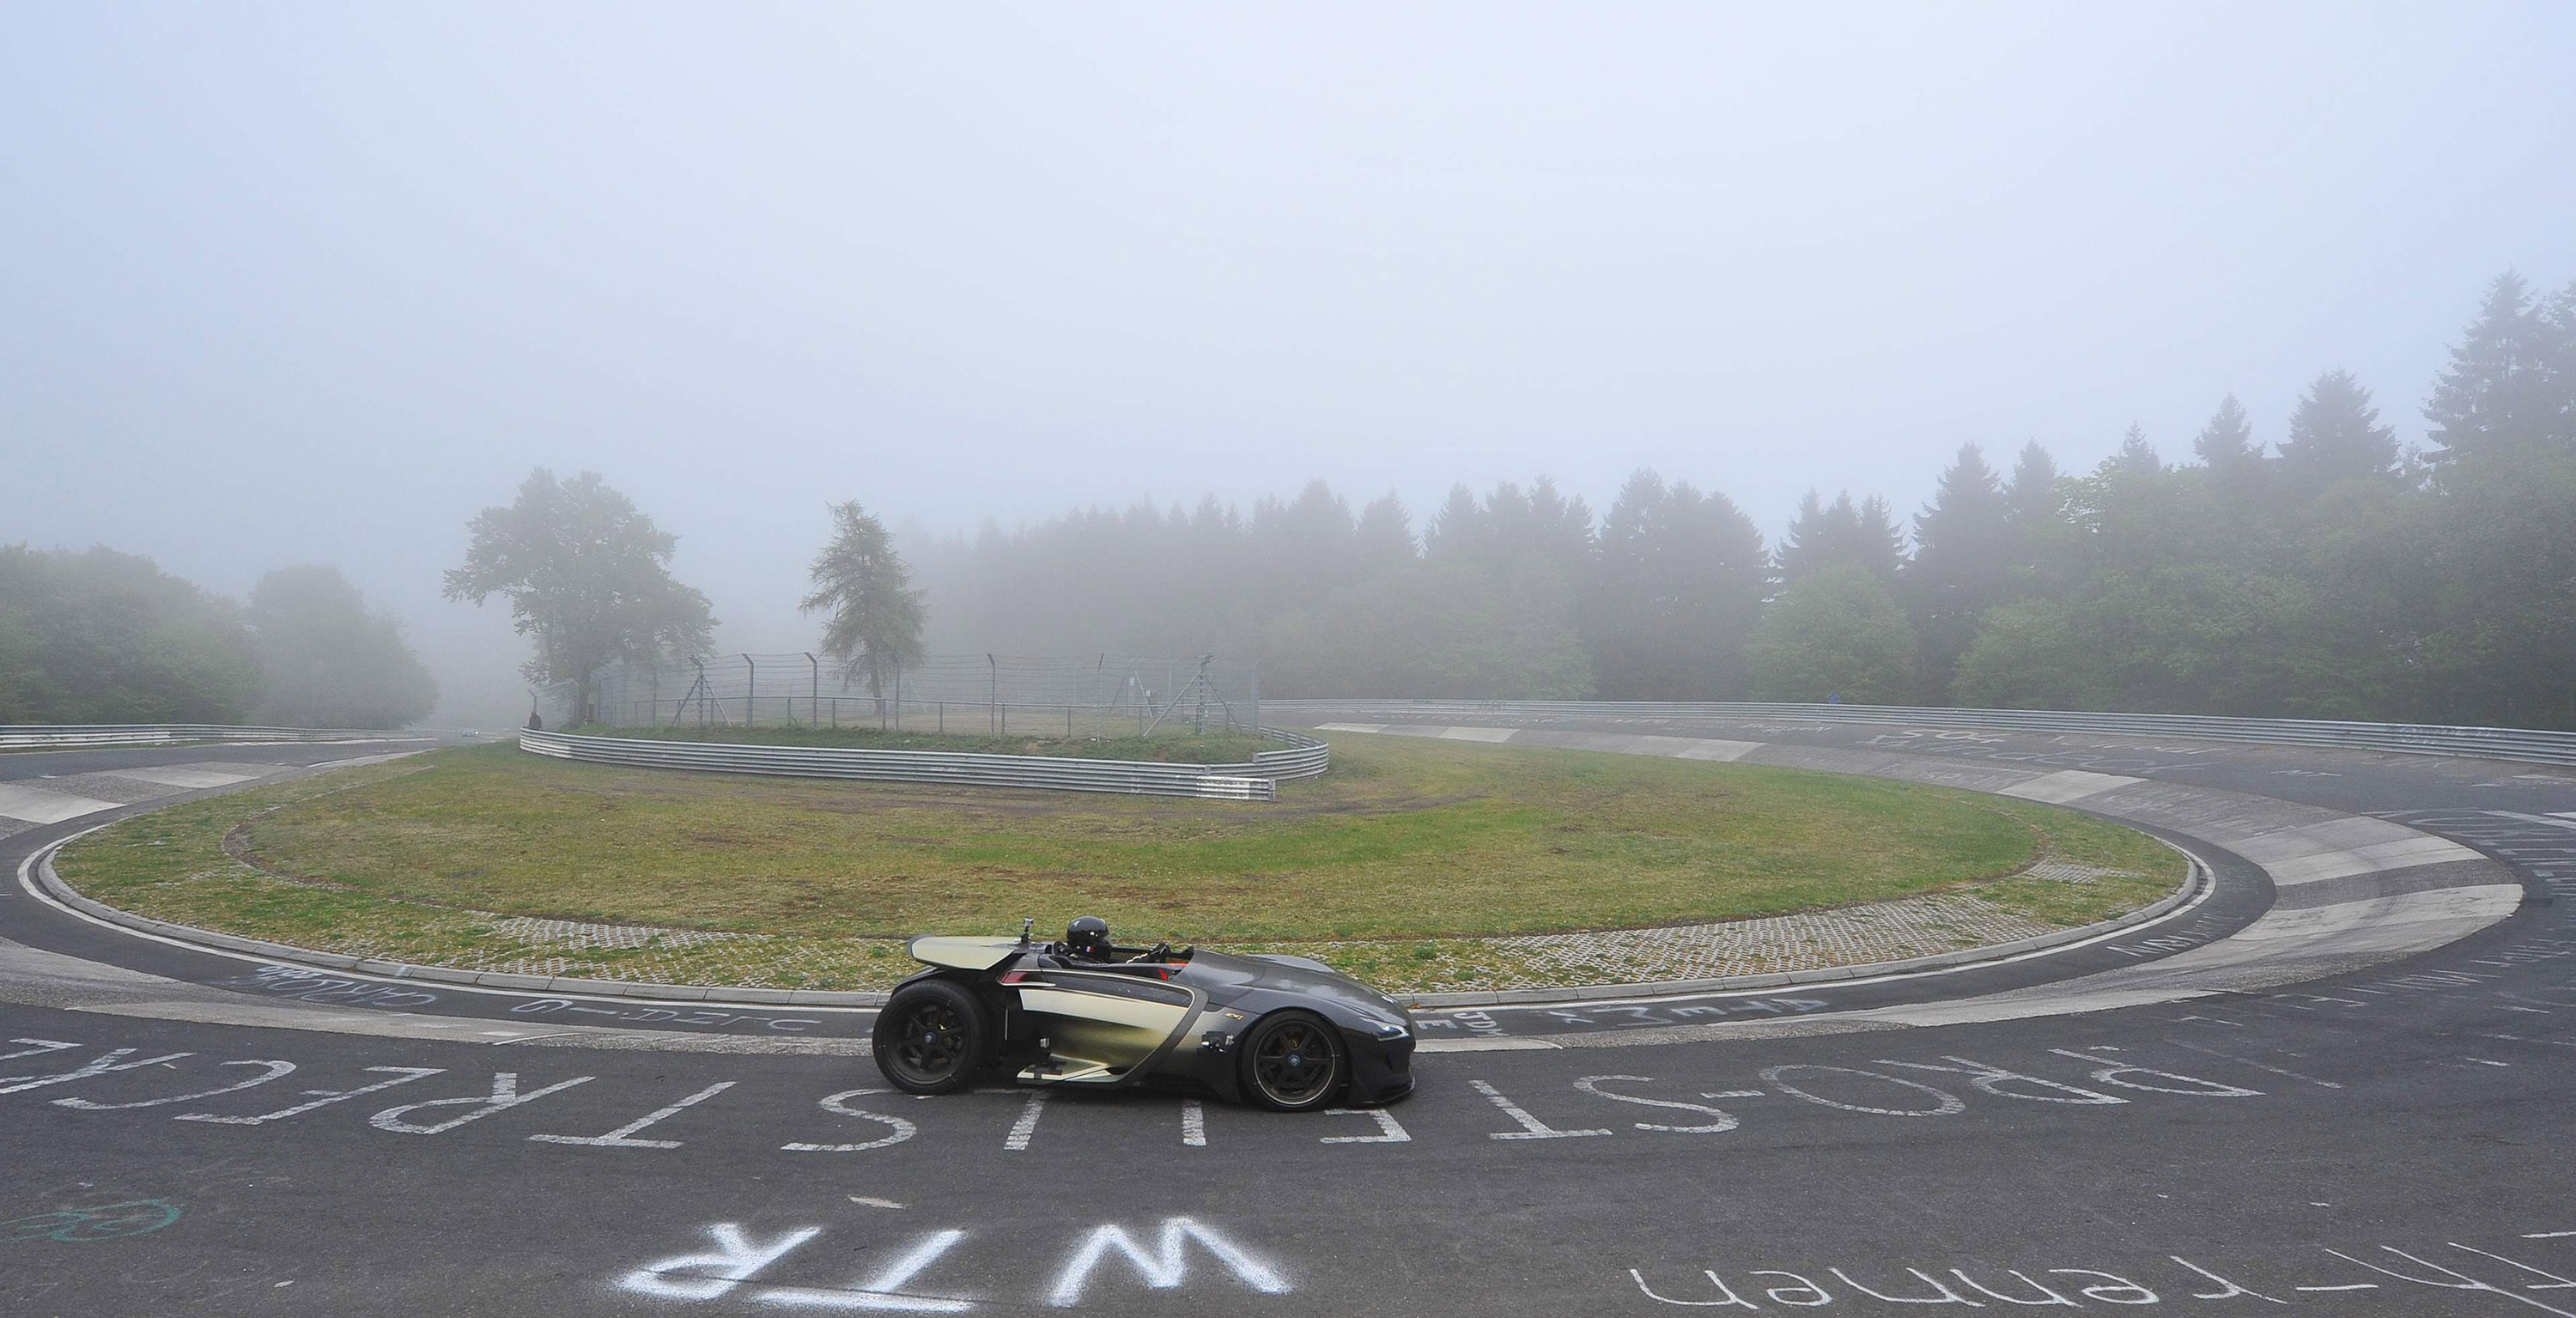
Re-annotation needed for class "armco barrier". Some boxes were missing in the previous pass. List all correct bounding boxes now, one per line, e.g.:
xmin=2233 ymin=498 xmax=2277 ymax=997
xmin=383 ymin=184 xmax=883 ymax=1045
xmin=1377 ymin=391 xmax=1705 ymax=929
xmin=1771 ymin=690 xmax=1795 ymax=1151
xmin=0 ymin=723 xmax=425 ymax=750
xmin=1261 ymin=699 xmax=2576 ymax=768
xmin=517 ymin=726 xmax=1328 ymax=801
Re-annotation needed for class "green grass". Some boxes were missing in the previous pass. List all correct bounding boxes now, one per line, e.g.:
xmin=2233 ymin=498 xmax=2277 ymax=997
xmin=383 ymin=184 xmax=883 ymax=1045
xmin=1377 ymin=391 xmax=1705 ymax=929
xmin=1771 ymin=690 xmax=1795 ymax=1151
xmin=570 ymin=723 xmax=1275 ymax=764
xmin=56 ymin=734 xmax=2183 ymax=987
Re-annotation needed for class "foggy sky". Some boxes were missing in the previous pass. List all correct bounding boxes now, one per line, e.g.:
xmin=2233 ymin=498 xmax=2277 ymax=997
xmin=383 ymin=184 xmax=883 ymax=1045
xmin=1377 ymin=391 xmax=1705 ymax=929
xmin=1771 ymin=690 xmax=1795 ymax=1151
xmin=6 ymin=3 xmax=2573 ymax=726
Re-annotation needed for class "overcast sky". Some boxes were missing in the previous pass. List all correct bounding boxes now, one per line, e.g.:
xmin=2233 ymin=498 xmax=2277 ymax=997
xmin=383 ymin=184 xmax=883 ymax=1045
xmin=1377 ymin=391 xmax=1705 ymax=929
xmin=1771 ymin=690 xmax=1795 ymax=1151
xmin=6 ymin=3 xmax=2573 ymax=724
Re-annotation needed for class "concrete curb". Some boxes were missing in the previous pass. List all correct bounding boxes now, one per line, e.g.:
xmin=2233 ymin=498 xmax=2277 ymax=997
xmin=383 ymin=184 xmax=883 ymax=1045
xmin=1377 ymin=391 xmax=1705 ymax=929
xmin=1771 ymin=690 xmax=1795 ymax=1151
xmin=34 ymin=835 xmax=2199 ymax=1015
xmin=1392 ymin=854 xmax=2205 ymax=1008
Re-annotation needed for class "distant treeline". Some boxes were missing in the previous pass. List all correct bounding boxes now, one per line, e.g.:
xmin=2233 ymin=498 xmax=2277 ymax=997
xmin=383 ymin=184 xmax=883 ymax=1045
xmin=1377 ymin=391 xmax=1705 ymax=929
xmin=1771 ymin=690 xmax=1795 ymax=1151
xmin=0 ymin=547 xmax=437 ymax=728
xmin=915 ymin=273 xmax=2576 ymax=730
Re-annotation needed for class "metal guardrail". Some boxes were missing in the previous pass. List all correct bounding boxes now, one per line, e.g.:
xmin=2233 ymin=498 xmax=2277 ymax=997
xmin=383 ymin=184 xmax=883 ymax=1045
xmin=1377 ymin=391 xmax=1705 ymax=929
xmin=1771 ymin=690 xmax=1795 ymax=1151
xmin=1227 ymin=731 xmax=1333 ymax=780
xmin=1261 ymin=699 xmax=2576 ymax=768
xmin=518 ymin=726 xmax=1329 ymax=802
xmin=0 ymin=723 xmax=426 ymax=750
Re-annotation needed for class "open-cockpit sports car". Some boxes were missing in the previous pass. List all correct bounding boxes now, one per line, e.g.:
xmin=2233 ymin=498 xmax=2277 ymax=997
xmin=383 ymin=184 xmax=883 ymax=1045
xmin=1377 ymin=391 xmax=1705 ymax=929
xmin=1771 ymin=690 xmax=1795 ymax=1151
xmin=870 ymin=917 xmax=1417 ymax=1110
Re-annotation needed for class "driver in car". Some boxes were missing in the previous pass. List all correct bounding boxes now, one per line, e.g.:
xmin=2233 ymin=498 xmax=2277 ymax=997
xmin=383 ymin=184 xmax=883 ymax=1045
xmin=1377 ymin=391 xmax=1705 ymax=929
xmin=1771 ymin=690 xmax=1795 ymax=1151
xmin=1061 ymin=915 xmax=1115 ymax=962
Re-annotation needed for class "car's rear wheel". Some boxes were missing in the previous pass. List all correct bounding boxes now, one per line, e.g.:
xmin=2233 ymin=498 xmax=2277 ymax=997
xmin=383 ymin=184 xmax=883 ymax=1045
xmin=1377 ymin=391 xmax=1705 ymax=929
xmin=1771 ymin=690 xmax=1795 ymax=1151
xmin=1237 ymin=1010 xmax=1346 ymax=1112
xmin=873 ymin=979 xmax=990 ymax=1095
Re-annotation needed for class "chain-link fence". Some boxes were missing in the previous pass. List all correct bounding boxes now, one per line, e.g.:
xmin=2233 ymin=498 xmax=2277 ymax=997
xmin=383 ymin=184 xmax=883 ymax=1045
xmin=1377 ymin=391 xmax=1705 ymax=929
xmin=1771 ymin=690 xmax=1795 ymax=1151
xmin=537 ymin=653 xmax=1265 ymax=738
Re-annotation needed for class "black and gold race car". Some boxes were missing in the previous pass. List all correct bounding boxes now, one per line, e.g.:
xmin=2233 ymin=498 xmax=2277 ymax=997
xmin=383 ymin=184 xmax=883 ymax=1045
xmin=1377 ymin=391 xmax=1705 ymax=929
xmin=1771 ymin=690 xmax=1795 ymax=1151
xmin=870 ymin=917 xmax=1416 ymax=1111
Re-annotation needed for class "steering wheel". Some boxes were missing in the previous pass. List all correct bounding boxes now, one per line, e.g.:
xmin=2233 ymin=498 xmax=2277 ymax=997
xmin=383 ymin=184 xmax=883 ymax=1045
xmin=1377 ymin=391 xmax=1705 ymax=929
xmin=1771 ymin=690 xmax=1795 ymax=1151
xmin=1145 ymin=941 xmax=1174 ymax=963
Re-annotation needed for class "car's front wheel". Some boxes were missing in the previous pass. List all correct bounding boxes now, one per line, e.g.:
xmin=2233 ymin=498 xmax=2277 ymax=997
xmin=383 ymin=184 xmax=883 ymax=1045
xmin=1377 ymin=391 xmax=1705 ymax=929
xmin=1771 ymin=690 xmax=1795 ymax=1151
xmin=873 ymin=979 xmax=990 ymax=1095
xmin=1237 ymin=1010 xmax=1346 ymax=1112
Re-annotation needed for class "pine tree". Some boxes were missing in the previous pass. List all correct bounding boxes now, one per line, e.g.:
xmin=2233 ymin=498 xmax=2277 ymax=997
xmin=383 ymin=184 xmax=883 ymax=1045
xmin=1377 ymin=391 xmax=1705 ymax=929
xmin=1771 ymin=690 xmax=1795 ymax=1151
xmin=1777 ymin=491 xmax=1903 ymax=588
xmin=2111 ymin=424 xmax=2163 ymax=476
xmin=1422 ymin=485 xmax=1482 ymax=562
xmin=2544 ymin=278 xmax=2576 ymax=445
xmin=1905 ymin=444 xmax=2016 ymax=700
xmin=1254 ymin=480 xmax=1359 ymax=599
xmin=2423 ymin=272 xmax=2549 ymax=465
xmin=2003 ymin=441 xmax=2063 ymax=530
xmin=2279 ymin=368 xmax=2399 ymax=498
xmin=2192 ymin=396 xmax=2264 ymax=485
xmin=1856 ymin=496 xmax=1906 ymax=584
xmin=1583 ymin=470 xmax=1767 ymax=698
xmin=1776 ymin=490 xmax=1834 ymax=585
xmin=801 ymin=501 xmax=927 ymax=701
xmin=1423 ymin=478 xmax=1593 ymax=574
xmin=1510 ymin=477 xmax=1598 ymax=570
xmin=1353 ymin=492 xmax=1417 ymax=570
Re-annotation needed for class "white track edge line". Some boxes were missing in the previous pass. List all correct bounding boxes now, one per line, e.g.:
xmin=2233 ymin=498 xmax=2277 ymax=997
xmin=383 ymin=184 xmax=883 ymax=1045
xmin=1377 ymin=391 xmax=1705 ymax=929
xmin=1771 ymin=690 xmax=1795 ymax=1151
xmin=14 ymin=830 xmax=877 ymax=1017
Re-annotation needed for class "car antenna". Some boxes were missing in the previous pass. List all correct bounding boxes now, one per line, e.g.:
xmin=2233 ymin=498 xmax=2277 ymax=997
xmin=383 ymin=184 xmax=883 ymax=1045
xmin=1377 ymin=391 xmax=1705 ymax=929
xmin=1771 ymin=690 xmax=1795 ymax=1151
xmin=1018 ymin=917 xmax=1035 ymax=946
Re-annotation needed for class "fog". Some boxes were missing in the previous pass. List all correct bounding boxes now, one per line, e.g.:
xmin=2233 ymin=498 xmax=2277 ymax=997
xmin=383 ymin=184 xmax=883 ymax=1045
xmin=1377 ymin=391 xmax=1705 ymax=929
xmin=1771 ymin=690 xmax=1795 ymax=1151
xmin=6 ymin=3 xmax=2573 ymax=726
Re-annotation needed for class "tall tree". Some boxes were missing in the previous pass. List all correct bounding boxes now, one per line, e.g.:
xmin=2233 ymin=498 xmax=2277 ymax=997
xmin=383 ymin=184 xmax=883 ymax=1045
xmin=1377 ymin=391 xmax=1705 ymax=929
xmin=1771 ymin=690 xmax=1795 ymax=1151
xmin=1583 ymin=470 xmax=1768 ymax=699
xmin=0 ymin=545 xmax=260 ymax=724
xmin=2110 ymin=424 xmax=2163 ymax=476
xmin=2423 ymin=273 xmax=2555 ymax=465
xmin=444 ymin=469 xmax=717 ymax=720
xmin=2192 ymin=395 xmax=2268 ymax=498
xmin=1747 ymin=565 xmax=1918 ymax=704
xmin=1254 ymin=481 xmax=1359 ymax=594
xmin=2003 ymin=442 xmax=2064 ymax=531
xmin=2401 ymin=441 xmax=2576 ymax=728
xmin=248 ymin=565 xmax=439 ymax=728
xmin=1426 ymin=477 xmax=1594 ymax=574
xmin=2277 ymin=368 xmax=2399 ymax=499
xmin=1261 ymin=558 xmax=1595 ymax=700
xmin=1904 ymin=443 xmax=2017 ymax=701
xmin=1777 ymin=491 xmax=1903 ymax=588
xmin=1353 ymin=492 xmax=1417 ymax=571
xmin=2192 ymin=396 xmax=2257 ymax=468
xmin=802 ymin=501 xmax=928 ymax=702
xmin=1420 ymin=485 xmax=1484 ymax=562
xmin=2547 ymin=279 xmax=2576 ymax=443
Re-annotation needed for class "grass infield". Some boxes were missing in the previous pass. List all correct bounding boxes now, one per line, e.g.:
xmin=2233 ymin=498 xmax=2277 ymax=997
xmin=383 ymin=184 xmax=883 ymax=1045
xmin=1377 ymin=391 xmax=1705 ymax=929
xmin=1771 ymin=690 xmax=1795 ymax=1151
xmin=55 ymin=734 xmax=2183 ymax=991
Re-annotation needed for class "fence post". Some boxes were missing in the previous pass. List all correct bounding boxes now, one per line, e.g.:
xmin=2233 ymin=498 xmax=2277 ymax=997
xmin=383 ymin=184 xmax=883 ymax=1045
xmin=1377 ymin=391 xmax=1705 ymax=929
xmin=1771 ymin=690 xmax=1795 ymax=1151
xmin=1249 ymin=662 xmax=1260 ymax=735
xmin=805 ymin=653 xmax=818 ymax=727
xmin=742 ymin=653 xmax=757 ymax=728
xmin=987 ymin=653 xmax=998 ymax=734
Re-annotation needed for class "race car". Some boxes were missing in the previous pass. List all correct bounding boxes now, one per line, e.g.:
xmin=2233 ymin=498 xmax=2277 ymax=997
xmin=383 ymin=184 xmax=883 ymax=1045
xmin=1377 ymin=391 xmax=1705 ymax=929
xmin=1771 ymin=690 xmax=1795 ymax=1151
xmin=870 ymin=916 xmax=1416 ymax=1111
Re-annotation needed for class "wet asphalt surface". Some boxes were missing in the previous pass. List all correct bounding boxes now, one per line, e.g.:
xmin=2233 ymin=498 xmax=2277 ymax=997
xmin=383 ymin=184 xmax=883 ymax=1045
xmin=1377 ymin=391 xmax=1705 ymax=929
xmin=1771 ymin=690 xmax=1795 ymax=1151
xmin=3 ymin=720 xmax=2574 ymax=1315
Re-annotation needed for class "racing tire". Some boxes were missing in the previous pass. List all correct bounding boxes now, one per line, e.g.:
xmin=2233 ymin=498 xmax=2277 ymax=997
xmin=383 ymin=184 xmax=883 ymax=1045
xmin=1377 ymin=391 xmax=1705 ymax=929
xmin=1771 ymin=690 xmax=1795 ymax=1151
xmin=1237 ymin=1010 xmax=1346 ymax=1112
xmin=873 ymin=979 xmax=992 ymax=1095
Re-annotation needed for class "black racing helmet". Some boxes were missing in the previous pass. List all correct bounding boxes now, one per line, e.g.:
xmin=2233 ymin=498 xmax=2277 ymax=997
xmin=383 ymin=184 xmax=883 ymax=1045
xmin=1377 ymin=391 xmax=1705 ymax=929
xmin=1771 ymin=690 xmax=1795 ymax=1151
xmin=1065 ymin=915 xmax=1112 ymax=958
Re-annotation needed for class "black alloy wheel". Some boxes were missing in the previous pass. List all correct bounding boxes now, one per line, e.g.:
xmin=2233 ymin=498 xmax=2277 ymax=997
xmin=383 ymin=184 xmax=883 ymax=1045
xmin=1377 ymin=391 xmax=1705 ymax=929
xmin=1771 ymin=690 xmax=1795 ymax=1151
xmin=872 ymin=979 xmax=990 ymax=1095
xmin=1238 ymin=1011 xmax=1346 ymax=1111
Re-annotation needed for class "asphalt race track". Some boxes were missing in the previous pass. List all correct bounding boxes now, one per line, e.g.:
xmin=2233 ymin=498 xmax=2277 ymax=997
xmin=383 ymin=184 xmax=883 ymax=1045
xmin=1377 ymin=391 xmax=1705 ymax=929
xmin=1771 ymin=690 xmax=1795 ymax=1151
xmin=3 ymin=717 xmax=2574 ymax=1315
